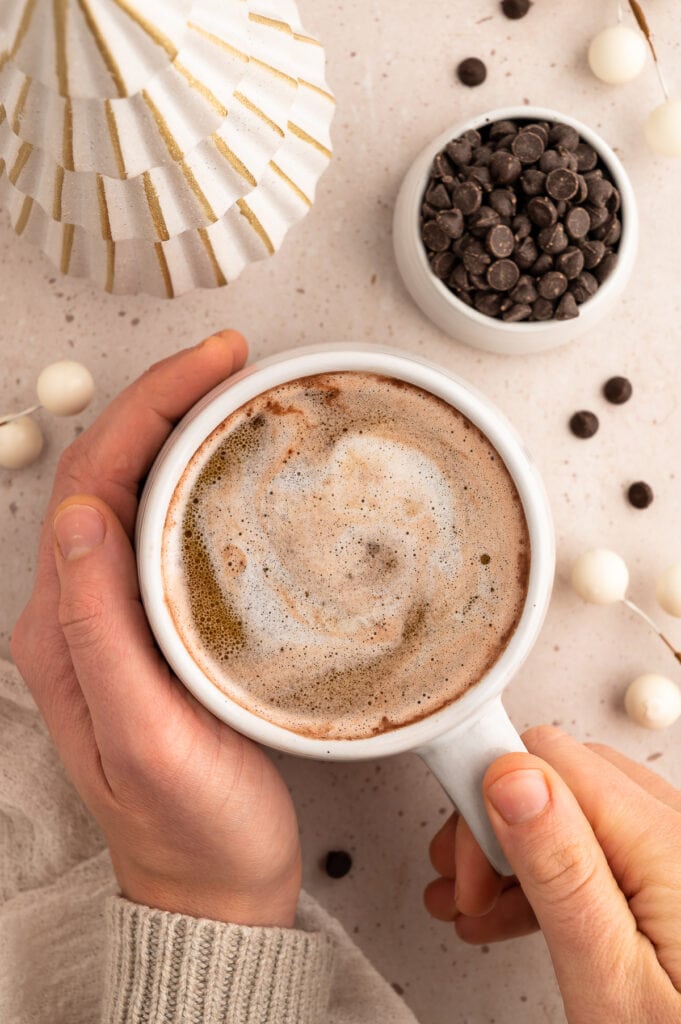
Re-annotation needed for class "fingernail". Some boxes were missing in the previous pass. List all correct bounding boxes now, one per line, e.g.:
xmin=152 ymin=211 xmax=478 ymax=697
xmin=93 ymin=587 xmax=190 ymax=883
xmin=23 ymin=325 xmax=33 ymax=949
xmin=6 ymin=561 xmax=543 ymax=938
xmin=487 ymin=769 xmax=551 ymax=825
xmin=54 ymin=504 xmax=106 ymax=561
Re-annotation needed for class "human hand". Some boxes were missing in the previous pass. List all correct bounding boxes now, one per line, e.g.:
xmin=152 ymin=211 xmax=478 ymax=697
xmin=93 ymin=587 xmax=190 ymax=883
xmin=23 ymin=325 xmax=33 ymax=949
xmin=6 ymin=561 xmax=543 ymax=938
xmin=425 ymin=726 xmax=681 ymax=1021
xmin=11 ymin=331 xmax=302 ymax=928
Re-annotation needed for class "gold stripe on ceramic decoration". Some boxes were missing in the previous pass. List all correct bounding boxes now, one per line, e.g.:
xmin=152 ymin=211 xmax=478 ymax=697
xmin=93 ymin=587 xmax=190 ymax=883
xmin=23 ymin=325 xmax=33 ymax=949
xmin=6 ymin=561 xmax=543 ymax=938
xmin=198 ymin=227 xmax=227 ymax=286
xmin=213 ymin=136 xmax=256 ymax=187
xmin=63 ymin=98 xmax=74 ymax=171
xmin=53 ymin=164 xmax=65 ymax=220
xmin=236 ymin=198 xmax=274 ymax=255
xmin=76 ymin=0 xmax=127 ymax=97
xmin=143 ymin=172 xmax=170 ymax=241
xmin=15 ymin=195 xmax=33 ymax=236
xmin=61 ymin=223 xmax=75 ymax=274
xmin=173 ymin=62 xmax=227 ymax=118
xmin=298 ymin=79 xmax=335 ymax=104
xmin=105 ymin=240 xmax=115 ymax=292
xmin=12 ymin=77 xmax=32 ymax=134
xmin=234 ymin=91 xmax=284 ymax=137
xmin=269 ymin=160 xmax=311 ymax=207
xmin=105 ymin=100 xmax=126 ymax=178
xmin=181 ymin=161 xmax=217 ymax=223
xmin=247 ymin=13 xmax=292 ymax=35
xmin=142 ymin=90 xmax=182 ymax=160
xmin=96 ymin=174 xmax=113 ymax=240
xmin=187 ymin=22 xmax=248 ymax=63
xmin=54 ymin=0 xmax=70 ymax=97
xmin=287 ymin=121 xmax=331 ymax=158
xmin=250 ymin=56 xmax=297 ymax=87
xmin=111 ymin=0 xmax=178 ymax=60
xmin=0 ymin=0 xmax=39 ymax=70
xmin=154 ymin=242 xmax=174 ymax=298
xmin=293 ymin=31 xmax=322 ymax=47
xmin=9 ymin=142 xmax=32 ymax=185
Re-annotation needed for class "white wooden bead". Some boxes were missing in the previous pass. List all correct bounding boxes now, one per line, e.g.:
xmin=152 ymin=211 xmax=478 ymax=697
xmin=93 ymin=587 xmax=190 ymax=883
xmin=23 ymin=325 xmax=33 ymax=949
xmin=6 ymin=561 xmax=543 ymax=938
xmin=0 ymin=416 xmax=44 ymax=469
xmin=36 ymin=361 xmax=95 ymax=417
xmin=656 ymin=564 xmax=681 ymax=617
xmin=588 ymin=25 xmax=647 ymax=85
xmin=625 ymin=673 xmax=681 ymax=729
xmin=571 ymin=548 xmax=629 ymax=605
xmin=645 ymin=100 xmax=681 ymax=158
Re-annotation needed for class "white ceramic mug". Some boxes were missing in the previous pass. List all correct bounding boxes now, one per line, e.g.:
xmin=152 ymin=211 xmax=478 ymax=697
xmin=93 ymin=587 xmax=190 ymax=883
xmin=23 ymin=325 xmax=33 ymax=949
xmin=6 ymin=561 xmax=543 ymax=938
xmin=136 ymin=344 xmax=555 ymax=874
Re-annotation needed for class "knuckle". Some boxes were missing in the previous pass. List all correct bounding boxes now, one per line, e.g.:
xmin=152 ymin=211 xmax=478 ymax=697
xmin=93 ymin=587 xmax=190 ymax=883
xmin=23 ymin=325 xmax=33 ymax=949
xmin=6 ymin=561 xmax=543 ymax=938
xmin=58 ymin=589 xmax=109 ymax=651
xmin=56 ymin=440 xmax=97 ymax=492
xmin=530 ymin=834 xmax=600 ymax=907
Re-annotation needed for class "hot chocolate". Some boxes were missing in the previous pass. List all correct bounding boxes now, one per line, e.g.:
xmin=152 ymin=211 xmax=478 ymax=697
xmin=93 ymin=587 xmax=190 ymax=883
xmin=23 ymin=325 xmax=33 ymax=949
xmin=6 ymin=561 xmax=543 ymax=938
xmin=162 ymin=371 xmax=530 ymax=739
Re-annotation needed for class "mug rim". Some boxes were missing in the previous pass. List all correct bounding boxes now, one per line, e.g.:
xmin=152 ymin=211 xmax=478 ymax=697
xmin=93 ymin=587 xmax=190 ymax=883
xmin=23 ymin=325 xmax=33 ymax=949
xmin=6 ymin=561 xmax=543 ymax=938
xmin=136 ymin=343 xmax=555 ymax=760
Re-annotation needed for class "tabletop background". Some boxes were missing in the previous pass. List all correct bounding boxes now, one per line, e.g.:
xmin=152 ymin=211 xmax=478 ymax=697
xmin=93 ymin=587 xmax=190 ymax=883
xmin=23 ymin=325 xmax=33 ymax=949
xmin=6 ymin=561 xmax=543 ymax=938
xmin=2 ymin=2 xmax=681 ymax=1022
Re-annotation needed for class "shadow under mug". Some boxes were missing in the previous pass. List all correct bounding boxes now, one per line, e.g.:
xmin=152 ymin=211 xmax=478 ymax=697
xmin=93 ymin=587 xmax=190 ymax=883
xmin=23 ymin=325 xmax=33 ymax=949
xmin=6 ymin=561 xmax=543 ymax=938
xmin=136 ymin=344 xmax=555 ymax=875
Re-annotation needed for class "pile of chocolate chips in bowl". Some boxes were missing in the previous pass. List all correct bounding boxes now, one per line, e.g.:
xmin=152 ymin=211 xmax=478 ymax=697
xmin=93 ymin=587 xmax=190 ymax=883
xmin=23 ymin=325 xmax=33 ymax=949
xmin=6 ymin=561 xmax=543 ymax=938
xmin=420 ymin=119 xmax=622 ymax=322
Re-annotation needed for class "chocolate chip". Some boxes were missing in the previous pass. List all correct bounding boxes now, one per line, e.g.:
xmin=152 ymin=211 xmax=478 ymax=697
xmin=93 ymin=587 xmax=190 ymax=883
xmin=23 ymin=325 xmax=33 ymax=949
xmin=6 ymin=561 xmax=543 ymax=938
xmin=540 ymin=149 xmax=570 ymax=173
xmin=489 ymin=120 xmax=518 ymax=138
xmin=527 ymin=196 xmax=558 ymax=228
xmin=502 ymin=303 xmax=533 ymax=321
xmin=487 ymin=258 xmax=520 ymax=291
xmin=512 ymin=213 xmax=532 ymax=240
xmin=462 ymin=239 xmax=492 ymax=275
xmin=555 ymin=291 xmax=579 ymax=320
xmin=421 ymin=202 xmax=438 ymax=219
xmin=574 ymin=143 xmax=598 ymax=171
xmin=421 ymin=221 xmax=450 ymax=252
xmin=486 ymin=223 xmax=515 ymax=257
xmin=510 ymin=275 xmax=538 ymax=304
xmin=437 ymin=208 xmax=465 ymax=239
xmin=515 ymin=236 xmax=539 ymax=270
xmin=512 ymin=129 xmax=545 ymax=163
xmin=570 ymin=271 xmax=599 ymax=303
xmin=474 ymin=291 xmax=503 ymax=316
xmin=587 ymin=205 xmax=610 ymax=232
xmin=530 ymin=252 xmax=554 ymax=276
xmin=628 ymin=481 xmax=654 ymax=509
xmin=489 ymin=150 xmax=522 ymax=184
xmin=472 ymin=145 xmax=495 ymax=166
xmin=595 ymin=251 xmax=618 ymax=283
xmin=457 ymin=57 xmax=487 ymax=86
xmin=519 ymin=168 xmax=546 ymax=196
xmin=587 ymin=177 xmax=614 ymax=208
xmin=501 ymin=0 xmax=532 ymax=17
xmin=325 ymin=850 xmax=353 ymax=878
xmin=603 ymin=376 xmax=632 ymax=404
xmin=538 ymin=222 xmax=568 ymax=254
xmin=601 ymin=216 xmax=622 ymax=247
xmin=452 ymin=181 xmax=483 ymax=214
xmin=445 ymin=139 xmax=473 ymax=166
xmin=469 ymin=206 xmax=500 ymax=233
xmin=489 ymin=188 xmax=517 ymax=217
xmin=425 ymin=183 xmax=452 ymax=210
xmin=431 ymin=251 xmax=456 ymax=279
xmin=548 ymin=124 xmax=580 ymax=151
xmin=579 ymin=239 xmax=606 ymax=268
xmin=607 ymin=188 xmax=621 ymax=214
xmin=532 ymin=297 xmax=555 ymax=320
xmin=466 ymin=165 xmax=493 ymax=191
xmin=565 ymin=206 xmax=591 ymax=240
xmin=546 ymin=168 xmax=579 ymax=201
xmin=433 ymin=152 xmax=455 ymax=178
xmin=449 ymin=263 xmax=471 ymax=291
xmin=555 ymin=246 xmax=584 ymax=279
xmin=569 ymin=410 xmax=599 ymax=438
xmin=537 ymin=271 xmax=568 ymax=300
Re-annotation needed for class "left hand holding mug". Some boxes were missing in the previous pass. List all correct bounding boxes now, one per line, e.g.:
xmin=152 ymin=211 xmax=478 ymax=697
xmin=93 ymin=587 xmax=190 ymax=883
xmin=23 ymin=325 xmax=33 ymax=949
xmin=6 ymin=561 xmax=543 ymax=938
xmin=11 ymin=331 xmax=302 ymax=928
xmin=425 ymin=725 xmax=681 ymax=1022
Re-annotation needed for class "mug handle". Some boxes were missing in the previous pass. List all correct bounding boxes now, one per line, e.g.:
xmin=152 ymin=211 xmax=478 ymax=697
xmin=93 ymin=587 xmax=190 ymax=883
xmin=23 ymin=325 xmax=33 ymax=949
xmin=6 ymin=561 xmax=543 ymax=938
xmin=417 ymin=696 xmax=527 ymax=876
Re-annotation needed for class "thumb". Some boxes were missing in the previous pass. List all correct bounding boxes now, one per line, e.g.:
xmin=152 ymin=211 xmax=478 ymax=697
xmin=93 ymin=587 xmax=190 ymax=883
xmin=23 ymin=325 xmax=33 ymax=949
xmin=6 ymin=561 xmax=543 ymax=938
xmin=53 ymin=495 xmax=179 ymax=763
xmin=483 ymin=753 xmax=648 ymax=1015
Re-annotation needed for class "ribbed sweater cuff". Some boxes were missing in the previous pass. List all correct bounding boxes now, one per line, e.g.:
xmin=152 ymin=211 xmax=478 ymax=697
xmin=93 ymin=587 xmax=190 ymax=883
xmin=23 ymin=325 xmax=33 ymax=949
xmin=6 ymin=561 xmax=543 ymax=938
xmin=102 ymin=897 xmax=336 ymax=1024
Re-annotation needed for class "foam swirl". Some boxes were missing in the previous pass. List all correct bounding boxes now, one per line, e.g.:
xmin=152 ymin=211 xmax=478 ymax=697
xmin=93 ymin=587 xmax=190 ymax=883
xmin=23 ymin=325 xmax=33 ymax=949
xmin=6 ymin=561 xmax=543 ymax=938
xmin=163 ymin=373 xmax=530 ymax=739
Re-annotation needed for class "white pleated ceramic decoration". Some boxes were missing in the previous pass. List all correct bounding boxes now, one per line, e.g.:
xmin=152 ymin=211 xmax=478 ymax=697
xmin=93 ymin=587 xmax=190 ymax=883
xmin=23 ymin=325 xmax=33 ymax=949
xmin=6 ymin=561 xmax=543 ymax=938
xmin=0 ymin=0 xmax=335 ymax=296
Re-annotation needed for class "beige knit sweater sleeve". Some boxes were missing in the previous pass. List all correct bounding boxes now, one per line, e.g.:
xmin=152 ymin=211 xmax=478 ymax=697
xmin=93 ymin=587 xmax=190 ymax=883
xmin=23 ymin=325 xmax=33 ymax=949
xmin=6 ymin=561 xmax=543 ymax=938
xmin=0 ymin=658 xmax=418 ymax=1024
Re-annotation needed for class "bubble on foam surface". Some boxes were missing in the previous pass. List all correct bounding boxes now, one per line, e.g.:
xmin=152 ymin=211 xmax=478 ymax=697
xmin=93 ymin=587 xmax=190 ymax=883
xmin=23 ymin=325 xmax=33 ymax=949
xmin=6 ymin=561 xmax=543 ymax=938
xmin=163 ymin=373 xmax=530 ymax=739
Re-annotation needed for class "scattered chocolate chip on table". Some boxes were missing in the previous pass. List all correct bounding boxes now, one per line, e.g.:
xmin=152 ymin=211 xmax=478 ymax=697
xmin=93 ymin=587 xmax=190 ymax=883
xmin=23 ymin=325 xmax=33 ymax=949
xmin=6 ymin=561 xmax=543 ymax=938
xmin=324 ymin=850 xmax=353 ymax=878
xmin=501 ymin=0 xmax=532 ymax=18
xmin=628 ymin=481 xmax=654 ymax=509
xmin=569 ymin=410 xmax=599 ymax=438
xmin=603 ymin=375 xmax=633 ymax=404
xmin=457 ymin=57 xmax=487 ymax=87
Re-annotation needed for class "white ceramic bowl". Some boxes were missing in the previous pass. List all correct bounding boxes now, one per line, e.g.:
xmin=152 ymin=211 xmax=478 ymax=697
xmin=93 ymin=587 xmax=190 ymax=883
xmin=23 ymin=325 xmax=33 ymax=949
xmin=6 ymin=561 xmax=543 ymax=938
xmin=393 ymin=106 xmax=639 ymax=355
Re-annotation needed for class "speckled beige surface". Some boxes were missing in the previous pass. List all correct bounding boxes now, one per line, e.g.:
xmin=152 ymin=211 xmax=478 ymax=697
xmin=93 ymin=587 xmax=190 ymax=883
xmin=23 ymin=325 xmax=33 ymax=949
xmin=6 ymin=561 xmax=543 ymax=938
xmin=2 ymin=3 xmax=681 ymax=1022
